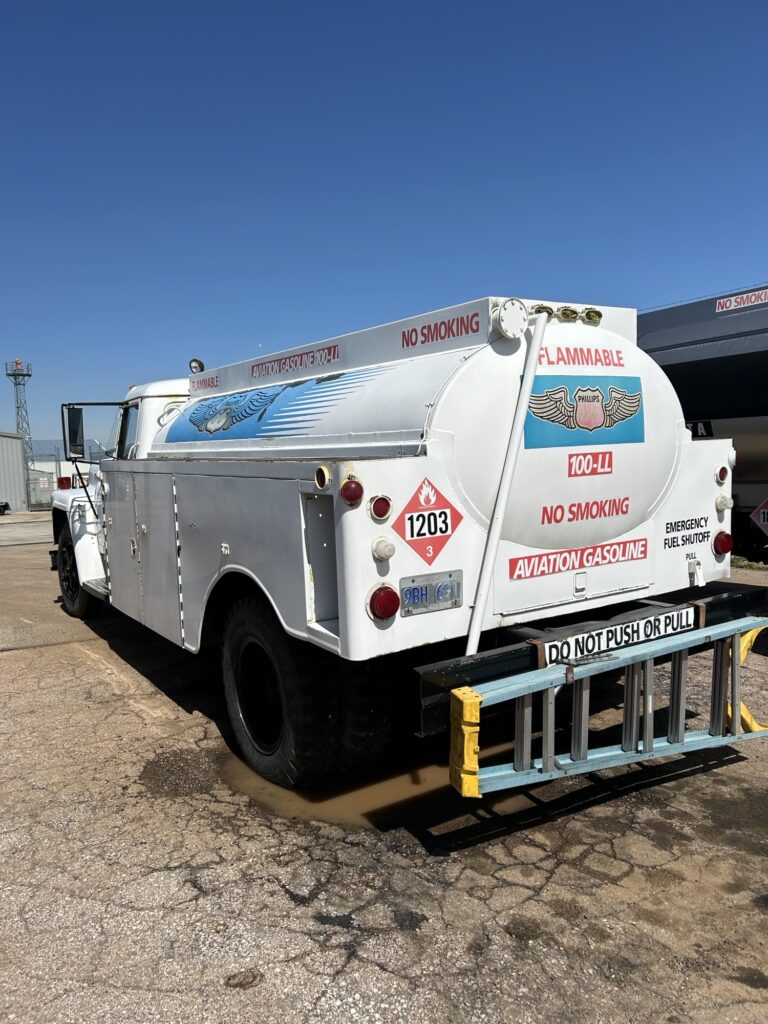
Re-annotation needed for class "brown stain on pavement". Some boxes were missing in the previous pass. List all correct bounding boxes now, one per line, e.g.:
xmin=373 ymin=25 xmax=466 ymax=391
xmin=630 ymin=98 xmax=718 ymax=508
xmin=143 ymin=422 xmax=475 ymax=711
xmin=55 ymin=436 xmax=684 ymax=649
xmin=216 ymin=744 xmax=533 ymax=830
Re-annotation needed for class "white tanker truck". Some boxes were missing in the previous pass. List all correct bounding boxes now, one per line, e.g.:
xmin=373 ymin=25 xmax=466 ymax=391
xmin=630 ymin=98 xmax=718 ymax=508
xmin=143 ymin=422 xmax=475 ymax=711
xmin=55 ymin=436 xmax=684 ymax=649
xmin=51 ymin=297 xmax=768 ymax=796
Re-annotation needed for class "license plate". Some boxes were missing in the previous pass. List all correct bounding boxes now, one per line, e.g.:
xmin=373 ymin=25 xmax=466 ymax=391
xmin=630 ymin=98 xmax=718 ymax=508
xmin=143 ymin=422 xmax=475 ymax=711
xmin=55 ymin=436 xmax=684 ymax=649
xmin=400 ymin=570 xmax=463 ymax=616
xmin=542 ymin=606 xmax=696 ymax=665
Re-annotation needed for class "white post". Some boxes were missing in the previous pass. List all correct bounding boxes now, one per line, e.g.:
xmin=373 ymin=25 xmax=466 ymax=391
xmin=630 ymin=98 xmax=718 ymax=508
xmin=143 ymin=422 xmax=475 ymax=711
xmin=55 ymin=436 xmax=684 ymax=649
xmin=465 ymin=311 xmax=548 ymax=656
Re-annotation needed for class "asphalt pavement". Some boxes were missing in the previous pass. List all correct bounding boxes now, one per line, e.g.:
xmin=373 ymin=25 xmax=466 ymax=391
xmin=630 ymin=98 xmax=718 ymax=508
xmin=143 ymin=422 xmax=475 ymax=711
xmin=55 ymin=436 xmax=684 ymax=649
xmin=1 ymin=513 xmax=767 ymax=1024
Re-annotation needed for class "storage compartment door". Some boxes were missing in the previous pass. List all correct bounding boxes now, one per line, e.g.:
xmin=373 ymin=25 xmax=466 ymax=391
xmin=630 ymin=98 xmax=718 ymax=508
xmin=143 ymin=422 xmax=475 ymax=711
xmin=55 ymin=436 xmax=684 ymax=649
xmin=135 ymin=473 xmax=182 ymax=645
xmin=104 ymin=469 xmax=142 ymax=622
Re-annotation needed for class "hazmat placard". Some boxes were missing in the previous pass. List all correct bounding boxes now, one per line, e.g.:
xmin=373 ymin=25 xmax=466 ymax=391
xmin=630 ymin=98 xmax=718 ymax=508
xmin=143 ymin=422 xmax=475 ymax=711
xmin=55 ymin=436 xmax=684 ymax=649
xmin=393 ymin=478 xmax=463 ymax=566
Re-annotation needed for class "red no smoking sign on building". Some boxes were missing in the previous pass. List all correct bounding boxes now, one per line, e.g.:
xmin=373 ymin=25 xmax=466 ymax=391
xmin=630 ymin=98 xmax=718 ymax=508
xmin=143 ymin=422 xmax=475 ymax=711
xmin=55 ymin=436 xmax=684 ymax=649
xmin=393 ymin=478 xmax=463 ymax=565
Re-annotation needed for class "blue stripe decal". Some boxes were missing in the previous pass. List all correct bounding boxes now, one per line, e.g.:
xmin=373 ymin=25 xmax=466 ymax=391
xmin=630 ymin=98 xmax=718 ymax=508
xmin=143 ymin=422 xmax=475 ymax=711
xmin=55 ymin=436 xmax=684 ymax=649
xmin=167 ymin=367 xmax=387 ymax=442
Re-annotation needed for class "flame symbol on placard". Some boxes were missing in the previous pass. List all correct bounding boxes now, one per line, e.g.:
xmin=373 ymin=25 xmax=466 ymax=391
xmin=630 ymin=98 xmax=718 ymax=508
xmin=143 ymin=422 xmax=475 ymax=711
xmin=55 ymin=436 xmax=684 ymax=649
xmin=418 ymin=480 xmax=437 ymax=507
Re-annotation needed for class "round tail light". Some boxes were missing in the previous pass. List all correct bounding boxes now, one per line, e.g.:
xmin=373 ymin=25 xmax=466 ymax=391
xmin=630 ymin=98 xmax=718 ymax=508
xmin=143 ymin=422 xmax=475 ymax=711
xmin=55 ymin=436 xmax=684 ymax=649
xmin=713 ymin=531 xmax=733 ymax=556
xmin=370 ymin=495 xmax=391 ymax=521
xmin=369 ymin=585 xmax=400 ymax=620
xmin=315 ymin=465 xmax=330 ymax=489
xmin=715 ymin=465 xmax=728 ymax=484
xmin=340 ymin=478 xmax=363 ymax=506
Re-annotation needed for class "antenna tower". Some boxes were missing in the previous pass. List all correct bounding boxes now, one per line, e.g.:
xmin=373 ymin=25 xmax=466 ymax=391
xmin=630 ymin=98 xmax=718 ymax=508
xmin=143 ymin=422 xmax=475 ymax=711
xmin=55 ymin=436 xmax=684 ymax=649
xmin=5 ymin=358 xmax=34 ymax=507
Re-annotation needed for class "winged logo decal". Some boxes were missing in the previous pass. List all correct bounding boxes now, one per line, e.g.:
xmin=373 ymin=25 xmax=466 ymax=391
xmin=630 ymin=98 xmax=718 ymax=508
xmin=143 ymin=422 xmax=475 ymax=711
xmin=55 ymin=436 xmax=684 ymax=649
xmin=529 ymin=384 xmax=642 ymax=433
xmin=189 ymin=386 xmax=292 ymax=434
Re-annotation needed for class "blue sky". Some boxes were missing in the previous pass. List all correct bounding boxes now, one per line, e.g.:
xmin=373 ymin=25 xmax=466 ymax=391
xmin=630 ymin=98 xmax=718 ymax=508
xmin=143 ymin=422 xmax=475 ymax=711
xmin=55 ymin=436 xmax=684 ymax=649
xmin=2 ymin=1 xmax=767 ymax=439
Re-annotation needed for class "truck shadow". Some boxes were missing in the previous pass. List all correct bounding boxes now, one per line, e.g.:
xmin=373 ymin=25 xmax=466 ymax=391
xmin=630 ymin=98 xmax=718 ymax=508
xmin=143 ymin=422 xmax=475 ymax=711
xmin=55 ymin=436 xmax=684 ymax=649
xmin=75 ymin=602 xmax=229 ymax=726
xmin=381 ymin=747 xmax=745 ymax=855
xmin=75 ymin=602 xmax=754 ymax=854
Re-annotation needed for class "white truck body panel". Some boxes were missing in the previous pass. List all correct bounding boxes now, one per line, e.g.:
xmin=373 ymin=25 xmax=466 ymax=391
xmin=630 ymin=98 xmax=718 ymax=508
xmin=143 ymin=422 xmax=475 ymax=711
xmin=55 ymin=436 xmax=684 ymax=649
xmin=56 ymin=297 xmax=733 ymax=661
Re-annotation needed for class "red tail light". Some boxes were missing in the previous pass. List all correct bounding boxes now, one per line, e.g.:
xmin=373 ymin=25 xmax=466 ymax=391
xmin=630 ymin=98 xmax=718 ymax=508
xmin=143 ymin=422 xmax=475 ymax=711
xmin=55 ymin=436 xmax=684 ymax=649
xmin=713 ymin=531 xmax=733 ymax=556
xmin=57 ymin=476 xmax=72 ymax=489
xmin=369 ymin=585 xmax=400 ymax=620
xmin=370 ymin=495 xmax=391 ymax=521
xmin=715 ymin=465 xmax=728 ymax=484
xmin=340 ymin=478 xmax=363 ymax=506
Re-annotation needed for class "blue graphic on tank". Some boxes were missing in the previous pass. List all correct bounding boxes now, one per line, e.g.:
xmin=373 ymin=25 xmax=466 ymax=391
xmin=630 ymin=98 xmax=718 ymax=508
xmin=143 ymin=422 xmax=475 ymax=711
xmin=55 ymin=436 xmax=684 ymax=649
xmin=166 ymin=367 xmax=385 ymax=443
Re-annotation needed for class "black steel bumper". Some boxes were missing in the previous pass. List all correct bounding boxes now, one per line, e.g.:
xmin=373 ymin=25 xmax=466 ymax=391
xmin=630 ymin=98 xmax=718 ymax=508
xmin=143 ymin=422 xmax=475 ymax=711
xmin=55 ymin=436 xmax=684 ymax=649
xmin=416 ymin=582 xmax=768 ymax=736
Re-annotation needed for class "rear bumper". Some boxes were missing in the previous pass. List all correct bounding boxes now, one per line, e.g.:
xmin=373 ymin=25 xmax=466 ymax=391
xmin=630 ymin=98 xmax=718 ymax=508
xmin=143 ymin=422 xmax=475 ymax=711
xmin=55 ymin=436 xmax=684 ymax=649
xmin=417 ymin=582 xmax=768 ymax=736
xmin=454 ymin=614 xmax=767 ymax=797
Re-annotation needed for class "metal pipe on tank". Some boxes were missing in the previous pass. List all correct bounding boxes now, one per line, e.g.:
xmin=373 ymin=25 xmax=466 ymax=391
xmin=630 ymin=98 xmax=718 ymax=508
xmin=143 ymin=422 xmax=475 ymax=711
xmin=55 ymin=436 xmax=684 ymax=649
xmin=465 ymin=311 xmax=548 ymax=656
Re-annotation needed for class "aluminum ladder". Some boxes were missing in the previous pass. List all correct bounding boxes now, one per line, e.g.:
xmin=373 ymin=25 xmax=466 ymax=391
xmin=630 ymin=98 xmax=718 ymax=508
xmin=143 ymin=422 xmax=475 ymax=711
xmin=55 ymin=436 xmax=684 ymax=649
xmin=450 ymin=615 xmax=768 ymax=797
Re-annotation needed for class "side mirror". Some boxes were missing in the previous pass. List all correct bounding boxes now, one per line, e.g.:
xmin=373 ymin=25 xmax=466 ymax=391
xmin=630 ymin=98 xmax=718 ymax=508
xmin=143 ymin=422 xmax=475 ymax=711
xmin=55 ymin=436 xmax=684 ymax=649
xmin=66 ymin=407 xmax=85 ymax=459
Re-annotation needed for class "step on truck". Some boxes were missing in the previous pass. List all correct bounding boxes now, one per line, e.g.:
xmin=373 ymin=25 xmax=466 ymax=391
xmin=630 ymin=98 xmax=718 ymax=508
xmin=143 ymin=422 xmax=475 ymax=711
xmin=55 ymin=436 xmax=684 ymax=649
xmin=51 ymin=297 xmax=768 ymax=795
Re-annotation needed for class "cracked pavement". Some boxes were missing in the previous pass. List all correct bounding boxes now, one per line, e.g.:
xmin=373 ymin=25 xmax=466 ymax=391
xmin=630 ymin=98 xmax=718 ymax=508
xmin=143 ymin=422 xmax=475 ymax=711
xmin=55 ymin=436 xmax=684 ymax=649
xmin=1 ymin=514 xmax=768 ymax=1023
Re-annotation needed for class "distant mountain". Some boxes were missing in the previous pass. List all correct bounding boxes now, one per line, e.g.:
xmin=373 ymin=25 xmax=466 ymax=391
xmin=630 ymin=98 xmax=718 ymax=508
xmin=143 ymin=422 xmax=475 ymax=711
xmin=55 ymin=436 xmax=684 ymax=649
xmin=32 ymin=438 xmax=100 ymax=458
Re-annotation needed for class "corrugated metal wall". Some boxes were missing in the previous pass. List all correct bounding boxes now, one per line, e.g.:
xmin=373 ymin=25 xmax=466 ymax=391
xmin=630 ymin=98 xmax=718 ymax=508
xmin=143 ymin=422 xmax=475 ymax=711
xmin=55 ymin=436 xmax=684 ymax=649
xmin=0 ymin=433 xmax=28 ymax=512
xmin=29 ymin=468 xmax=54 ymax=509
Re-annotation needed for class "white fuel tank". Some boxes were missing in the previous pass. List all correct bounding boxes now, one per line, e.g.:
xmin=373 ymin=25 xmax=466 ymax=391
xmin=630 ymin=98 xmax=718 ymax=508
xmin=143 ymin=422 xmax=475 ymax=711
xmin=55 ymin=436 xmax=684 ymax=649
xmin=431 ymin=320 xmax=684 ymax=547
xmin=150 ymin=299 xmax=684 ymax=556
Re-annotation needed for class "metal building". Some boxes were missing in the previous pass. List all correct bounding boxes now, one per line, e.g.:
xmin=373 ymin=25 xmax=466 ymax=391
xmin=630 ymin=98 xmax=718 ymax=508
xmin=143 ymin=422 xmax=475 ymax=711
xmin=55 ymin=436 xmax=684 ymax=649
xmin=638 ymin=284 xmax=768 ymax=559
xmin=0 ymin=432 xmax=28 ymax=513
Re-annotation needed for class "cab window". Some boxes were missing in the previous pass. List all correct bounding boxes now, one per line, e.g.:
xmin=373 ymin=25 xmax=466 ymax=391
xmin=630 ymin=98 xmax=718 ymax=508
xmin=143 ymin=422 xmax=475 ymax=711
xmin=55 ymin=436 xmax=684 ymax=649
xmin=101 ymin=407 xmax=122 ymax=458
xmin=117 ymin=404 xmax=140 ymax=459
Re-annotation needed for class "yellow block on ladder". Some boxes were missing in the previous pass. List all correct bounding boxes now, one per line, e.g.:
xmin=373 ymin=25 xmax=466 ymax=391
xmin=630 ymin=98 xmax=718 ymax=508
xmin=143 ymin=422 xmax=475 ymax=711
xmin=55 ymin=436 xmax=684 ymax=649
xmin=740 ymin=625 xmax=766 ymax=664
xmin=726 ymin=625 xmax=768 ymax=733
xmin=449 ymin=686 xmax=482 ymax=798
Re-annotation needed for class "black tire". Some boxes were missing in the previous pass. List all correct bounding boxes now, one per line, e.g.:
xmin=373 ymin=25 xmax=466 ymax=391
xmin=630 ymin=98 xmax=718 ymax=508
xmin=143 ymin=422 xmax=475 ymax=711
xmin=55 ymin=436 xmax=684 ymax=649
xmin=338 ymin=662 xmax=393 ymax=770
xmin=58 ymin=523 xmax=93 ymax=619
xmin=222 ymin=597 xmax=340 ymax=788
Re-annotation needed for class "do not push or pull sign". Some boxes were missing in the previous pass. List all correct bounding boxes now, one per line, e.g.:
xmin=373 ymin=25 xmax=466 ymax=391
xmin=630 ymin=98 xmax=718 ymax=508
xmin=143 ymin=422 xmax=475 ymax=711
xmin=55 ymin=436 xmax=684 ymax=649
xmin=543 ymin=607 xmax=695 ymax=665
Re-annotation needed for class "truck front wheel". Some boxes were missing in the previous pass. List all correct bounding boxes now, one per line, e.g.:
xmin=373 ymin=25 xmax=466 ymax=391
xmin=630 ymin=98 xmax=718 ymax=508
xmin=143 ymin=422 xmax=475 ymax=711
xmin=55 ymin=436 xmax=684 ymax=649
xmin=222 ymin=597 xmax=339 ymax=788
xmin=58 ymin=523 xmax=93 ymax=619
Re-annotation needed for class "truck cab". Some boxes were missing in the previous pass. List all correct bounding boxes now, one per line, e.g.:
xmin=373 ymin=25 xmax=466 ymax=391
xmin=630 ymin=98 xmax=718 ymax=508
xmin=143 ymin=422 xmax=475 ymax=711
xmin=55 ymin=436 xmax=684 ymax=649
xmin=51 ymin=379 xmax=189 ymax=618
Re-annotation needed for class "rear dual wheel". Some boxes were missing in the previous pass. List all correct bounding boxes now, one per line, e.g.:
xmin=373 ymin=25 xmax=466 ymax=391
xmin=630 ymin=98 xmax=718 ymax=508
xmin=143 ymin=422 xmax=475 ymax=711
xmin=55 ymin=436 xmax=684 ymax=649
xmin=222 ymin=597 xmax=392 ymax=789
xmin=222 ymin=598 xmax=338 ymax=788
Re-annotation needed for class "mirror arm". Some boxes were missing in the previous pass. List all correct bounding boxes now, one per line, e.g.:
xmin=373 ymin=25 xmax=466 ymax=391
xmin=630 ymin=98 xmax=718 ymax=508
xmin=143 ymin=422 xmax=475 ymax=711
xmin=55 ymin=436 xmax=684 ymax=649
xmin=72 ymin=461 xmax=100 ymax=522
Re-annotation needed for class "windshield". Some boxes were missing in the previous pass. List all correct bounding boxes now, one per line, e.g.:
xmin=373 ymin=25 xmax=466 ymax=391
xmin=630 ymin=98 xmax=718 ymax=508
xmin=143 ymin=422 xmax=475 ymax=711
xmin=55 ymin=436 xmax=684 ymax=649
xmin=98 ymin=408 xmax=122 ymax=458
